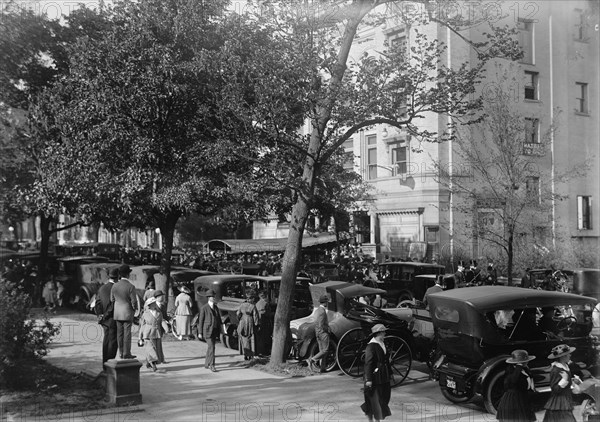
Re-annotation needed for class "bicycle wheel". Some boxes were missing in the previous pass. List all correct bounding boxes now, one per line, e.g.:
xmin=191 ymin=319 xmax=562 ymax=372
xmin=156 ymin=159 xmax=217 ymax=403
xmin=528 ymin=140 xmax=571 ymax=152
xmin=336 ymin=327 xmax=367 ymax=378
xmin=385 ymin=335 xmax=412 ymax=387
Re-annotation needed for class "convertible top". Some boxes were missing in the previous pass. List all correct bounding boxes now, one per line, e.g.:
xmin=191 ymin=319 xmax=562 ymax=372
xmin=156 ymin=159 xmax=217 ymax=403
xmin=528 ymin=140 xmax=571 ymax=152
xmin=428 ymin=286 xmax=596 ymax=313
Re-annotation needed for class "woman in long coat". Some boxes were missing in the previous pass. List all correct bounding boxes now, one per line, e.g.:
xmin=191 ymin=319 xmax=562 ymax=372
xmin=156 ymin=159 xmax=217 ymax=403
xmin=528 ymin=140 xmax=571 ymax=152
xmin=361 ymin=324 xmax=392 ymax=422
xmin=496 ymin=349 xmax=537 ymax=422
xmin=138 ymin=297 xmax=164 ymax=371
xmin=174 ymin=286 xmax=193 ymax=340
xmin=542 ymin=344 xmax=578 ymax=422
xmin=236 ymin=292 xmax=259 ymax=361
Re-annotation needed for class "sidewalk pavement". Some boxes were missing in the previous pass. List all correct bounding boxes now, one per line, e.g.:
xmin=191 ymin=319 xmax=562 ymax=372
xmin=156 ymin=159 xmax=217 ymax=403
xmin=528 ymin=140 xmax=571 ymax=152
xmin=34 ymin=314 xmax=565 ymax=422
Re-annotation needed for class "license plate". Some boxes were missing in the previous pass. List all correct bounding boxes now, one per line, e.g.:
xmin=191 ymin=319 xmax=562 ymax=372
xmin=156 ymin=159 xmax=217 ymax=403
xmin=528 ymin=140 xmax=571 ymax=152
xmin=446 ymin=378 xmax=456 ymax=389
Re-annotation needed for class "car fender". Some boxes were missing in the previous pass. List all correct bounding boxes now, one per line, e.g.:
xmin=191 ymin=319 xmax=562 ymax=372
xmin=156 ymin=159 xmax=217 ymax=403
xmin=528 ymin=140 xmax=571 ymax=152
xmin=475 ymin=355 xmax=510 ymax=394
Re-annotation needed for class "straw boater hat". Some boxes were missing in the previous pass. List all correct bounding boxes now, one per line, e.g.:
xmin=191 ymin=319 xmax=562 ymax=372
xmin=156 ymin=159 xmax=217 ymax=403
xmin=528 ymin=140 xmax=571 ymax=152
xmin=179 ymin=285 xmax=191 ymax=294
xmin=506 ymin=349 xmax=536 ymax=364
xmin=548 ymin=344 xmax=576 ymax=359
xmin=370 ymin=324 xmax=388 ymax=335
xmin=145 ymin=296 xmax=157 ymax=307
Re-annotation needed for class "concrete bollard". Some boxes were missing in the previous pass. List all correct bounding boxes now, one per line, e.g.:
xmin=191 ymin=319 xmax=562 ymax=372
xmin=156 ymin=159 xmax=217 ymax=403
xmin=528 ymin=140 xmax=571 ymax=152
xmin=103 ymin=359 xmax=143 ymax=405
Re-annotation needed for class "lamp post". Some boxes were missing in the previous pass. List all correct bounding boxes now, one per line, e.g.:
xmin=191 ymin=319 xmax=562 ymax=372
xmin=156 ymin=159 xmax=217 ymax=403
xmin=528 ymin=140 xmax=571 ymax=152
xmin=155 ymin=228 xmax=162 ymax=250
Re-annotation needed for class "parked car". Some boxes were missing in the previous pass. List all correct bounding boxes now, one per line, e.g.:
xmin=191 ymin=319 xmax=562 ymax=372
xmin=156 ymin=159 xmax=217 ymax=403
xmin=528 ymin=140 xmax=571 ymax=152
xmin=376 ymin=261 xmax=446 ymax=306
xmin=427 ymin=286 xmax=599 ymax=414
xmin=571 ymin=268 xmax=600 ymax=333
xmin=298 ymin=262 xmax=339 ymax=284
xmin=56 ymin=242 xmax=121 ymax=261
xmin=192 ymin=274 xmax=313 ymax=350
xmin=289 ymin=280 xmax=410 ymax=372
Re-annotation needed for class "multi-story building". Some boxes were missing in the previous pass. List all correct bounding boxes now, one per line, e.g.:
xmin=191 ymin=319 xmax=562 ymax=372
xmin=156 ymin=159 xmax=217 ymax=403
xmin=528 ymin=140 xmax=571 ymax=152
xmin=255 ymin=1 xmax=599 ymax=269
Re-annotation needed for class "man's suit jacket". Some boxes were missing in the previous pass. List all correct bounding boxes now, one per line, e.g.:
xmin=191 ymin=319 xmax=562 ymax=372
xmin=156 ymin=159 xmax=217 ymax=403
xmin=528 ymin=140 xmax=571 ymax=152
xmin=198 ymin=303 xmax=222 ymax=339
xmin=96 ymin=281 xmax=115 ymax=325
xmin=423 ymin=284 xmax=443 ymax=307
xmin=110 ymin=278 xmax=138 ymax=321
xmin=315 ymin=305 xmax=329 ymax=339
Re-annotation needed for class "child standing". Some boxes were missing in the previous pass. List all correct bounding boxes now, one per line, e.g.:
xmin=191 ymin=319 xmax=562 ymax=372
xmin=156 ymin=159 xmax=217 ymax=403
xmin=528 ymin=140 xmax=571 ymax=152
xmin=496 ymin=349 xmax=536 ymax=422
xmin=542 ymin=344 xmax=578 ymax=422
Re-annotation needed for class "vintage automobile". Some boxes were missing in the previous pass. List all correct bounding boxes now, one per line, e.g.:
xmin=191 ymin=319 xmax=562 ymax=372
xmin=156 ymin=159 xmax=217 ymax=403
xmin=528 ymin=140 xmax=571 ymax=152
xmin=289 ymin=280 xmax=412 ymax=373
xmin=56 ymin=242 xmax=121 ymax=261
xmin=193 ymin=274 xmax=313 ymax=350
xmin=376 ymin=261 xmax=446 ymax=306
xmin=571 ymin=268 xmax=600 ymax=334
xmin=427 ymin=286 xmax=599 ymax=414
xmin=55 ymin=255 xmax=117 ymax=311
xmin=298 ymin=262 xmax=340 ymax=284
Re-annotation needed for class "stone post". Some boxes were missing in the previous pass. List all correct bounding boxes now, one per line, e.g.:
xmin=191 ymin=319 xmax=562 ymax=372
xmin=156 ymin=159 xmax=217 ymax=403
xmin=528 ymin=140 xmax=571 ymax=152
xmin=104 ymin=359 xmax=143 ymax=405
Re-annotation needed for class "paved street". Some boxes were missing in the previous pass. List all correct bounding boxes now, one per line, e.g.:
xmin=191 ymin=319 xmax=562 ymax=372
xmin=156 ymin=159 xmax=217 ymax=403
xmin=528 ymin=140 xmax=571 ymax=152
xmin=27 ymin=313 xmax=560 ymax=422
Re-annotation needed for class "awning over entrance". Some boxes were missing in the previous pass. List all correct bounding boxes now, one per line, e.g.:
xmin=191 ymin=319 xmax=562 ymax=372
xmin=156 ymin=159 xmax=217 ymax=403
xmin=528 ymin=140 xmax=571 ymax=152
xmin=207 ymin=232 xmax=349 ymax=254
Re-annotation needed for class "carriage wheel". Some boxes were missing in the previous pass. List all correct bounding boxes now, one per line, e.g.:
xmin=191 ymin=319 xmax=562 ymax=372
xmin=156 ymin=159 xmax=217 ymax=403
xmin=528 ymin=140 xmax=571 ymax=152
xmin=336 ymin=327 xmax=367 ymax=378
xmin=385 ymin=335 xmax=412 ymax=387
xmin=308 ymin=340 xmax=337 ymax=372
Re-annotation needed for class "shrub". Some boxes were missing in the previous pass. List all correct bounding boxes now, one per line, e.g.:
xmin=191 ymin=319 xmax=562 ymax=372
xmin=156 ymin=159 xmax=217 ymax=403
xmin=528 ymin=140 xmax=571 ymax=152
xmin=0 ymin=278 xmax=60 ymax=366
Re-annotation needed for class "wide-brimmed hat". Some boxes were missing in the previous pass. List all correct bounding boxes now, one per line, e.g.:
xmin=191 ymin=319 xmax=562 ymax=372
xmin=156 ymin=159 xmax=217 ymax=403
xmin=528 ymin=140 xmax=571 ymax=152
xmin=145 ymin=297 xmax=157 ymax=307
xmin=178 ymin=285 xmax=191 ymax=294
xmin=204 ymin=289 xmax=216 ymax=297
xmin=319 ymin=294 xmax=329 ymax=304
xmin=153 ymin=290 xmax=164 ymax=298
xmin=370 ymin=324 xmax=388 ymax=335
xmin=118 ymin=264 xmax=132 ymax=277
xmin=506 ymin=349 xmax=536 ymax=364
xmin=109 ymin=267 xmax=120 ymax=279
xmin=548 ymin=344 xmax=576 ymax=359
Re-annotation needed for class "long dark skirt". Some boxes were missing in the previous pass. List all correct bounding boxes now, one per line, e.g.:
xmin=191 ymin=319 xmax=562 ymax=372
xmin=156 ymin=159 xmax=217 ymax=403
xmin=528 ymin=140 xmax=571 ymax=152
xmin=496 ymin=390 xmax=536 ymax=422
xmin=144 ymin=338 xmax=160 ymax=364
xmin=542 ymin=410 xmax=576 ymax=422
xmin=361 ymin=383 xmax=391 ymax=421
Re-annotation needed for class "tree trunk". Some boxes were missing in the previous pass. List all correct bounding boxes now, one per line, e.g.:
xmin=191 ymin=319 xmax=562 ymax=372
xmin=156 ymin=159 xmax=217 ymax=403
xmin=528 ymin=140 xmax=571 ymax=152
xmin=269 ymin=6 xmax=369 ymax=365
xmin=507 ymin=231 xmax=514 ymax=286
xmin=159 ymin=210 xmax=181 ymax=314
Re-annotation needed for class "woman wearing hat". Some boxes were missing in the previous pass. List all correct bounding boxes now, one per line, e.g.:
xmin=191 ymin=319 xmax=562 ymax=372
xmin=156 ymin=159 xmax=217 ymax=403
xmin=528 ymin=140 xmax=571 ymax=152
xmin=360 ymin=324 xmax=392 ymax=421
xmin=542 ymin=344 xmax=578 ymax=422
xmin=174 ymin=285 xmax=193 ymax=341
xmin=138 ymin=297 xmax=164 ymax=372
xmin=496 ymin=349 xmax=536 ymax=422
xmin=236 ymin=290 xmax=259 ymax=361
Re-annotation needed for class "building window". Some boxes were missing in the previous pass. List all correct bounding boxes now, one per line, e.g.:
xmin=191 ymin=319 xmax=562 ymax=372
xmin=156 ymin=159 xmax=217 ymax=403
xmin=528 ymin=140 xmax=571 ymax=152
xmin=524 ymin=118 xmax=539 ymax=143
xmin=526 ymin=176 xmax=540 ymax=204
xmin=517 ymin=19 xmax=534 ymax=64
xmin=366 ymin=135 xmax=377 ymax=180
xmin=391 ymin=142 xmax=408 ymax=176
xmin=343 ymin=138 xmax=354 ymax=170
xmin=524 ymin=71 xmax=538 ymax=100
xmin=575 ymin=82 xmax=588 ymax=114
xmin=574 ymin=9 xmax=588 ymax=41
xmin=577 ymin=196 xmax=592 ymax=230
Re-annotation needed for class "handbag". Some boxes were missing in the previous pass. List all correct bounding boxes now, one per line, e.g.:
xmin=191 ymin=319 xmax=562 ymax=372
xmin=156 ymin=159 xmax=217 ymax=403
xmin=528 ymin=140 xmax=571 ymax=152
xmin=137 ymin=339 xmax=145 ymax=347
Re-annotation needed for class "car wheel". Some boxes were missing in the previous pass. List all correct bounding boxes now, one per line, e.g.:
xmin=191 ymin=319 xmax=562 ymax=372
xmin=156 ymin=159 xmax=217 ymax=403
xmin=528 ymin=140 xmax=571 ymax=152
xmin=226 ymin=325 xmax=238 ymax=351
xmin=309 ymin=340 xmax=337 ymax=372
xmin=483 ymin=370 xmax=505 ymax=414
xmin=441 ymin=386 xmax=473 ymax=404
xmin=171 ymin=320 xmax=178 ymax=337
xmin=76 ymin=294 xmax=89 ymax=313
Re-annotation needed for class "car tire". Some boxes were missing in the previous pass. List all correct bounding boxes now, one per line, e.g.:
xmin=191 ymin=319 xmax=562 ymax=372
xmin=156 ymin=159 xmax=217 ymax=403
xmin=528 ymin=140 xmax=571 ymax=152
xmin=483 ymin=370 xmax=505 ymax=414
xmin=440 ymin=386 xmax=473 ymax=404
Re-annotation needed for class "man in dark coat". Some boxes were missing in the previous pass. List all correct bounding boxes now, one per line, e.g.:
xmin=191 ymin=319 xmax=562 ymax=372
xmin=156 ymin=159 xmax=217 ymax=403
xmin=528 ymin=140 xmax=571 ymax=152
xmin=454 ymin=261 xmax=467 ymax=288
xmin=110 ymin=264 xmax=138 ymax=359
xmin=198 ymin=289 xmax=222 ymax=372
xmin=423 ymin=275 xmax=444 ymax=309
xmin=95 ymin=267 xmax=119 ymax=363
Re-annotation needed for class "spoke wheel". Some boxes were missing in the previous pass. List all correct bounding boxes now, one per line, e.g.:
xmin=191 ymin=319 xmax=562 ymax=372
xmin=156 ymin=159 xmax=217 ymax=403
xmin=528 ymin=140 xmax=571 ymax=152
xmin=336 ymin=327 xmax=367 ymax=378
xmin=483 ymin=370 xmax=505 ymax=415
xmin=385 ymin=335 xmax=412 ymax=387
xmin=308 ymin=339 xmax=337 ymax=372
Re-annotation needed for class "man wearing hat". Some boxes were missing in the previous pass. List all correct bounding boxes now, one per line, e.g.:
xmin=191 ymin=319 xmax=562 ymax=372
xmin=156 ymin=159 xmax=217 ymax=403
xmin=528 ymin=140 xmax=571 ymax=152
xmin=496 ymin=349 xmax=536 ymax=422
xmin=110 ymin=264 xmax=138 ymax=359
xmin=308 ymin=294 xmax=330 ymax=373
xmin=198 ymin=289 xmax=222 ymax=372
xmin=454 ymin=261 xmax=466 ymax=288
xmin=543 ymin=344 xmax=578 ymax=422
xmin=174 ymin=285 xmax=193 ymax=341
xmin=361 ymin=324 xmax=392 ymax=421
xmin=95 ymin=266 xmax=119 ymax=363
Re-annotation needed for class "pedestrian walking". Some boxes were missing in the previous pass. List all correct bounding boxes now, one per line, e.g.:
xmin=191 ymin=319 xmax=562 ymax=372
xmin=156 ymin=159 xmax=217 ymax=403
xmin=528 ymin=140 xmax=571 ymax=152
xmin=138 ymin=297 xmax=163 ymax=372
xmin=152 ymin=290 xmax=168 ymax=363
xmin=542 ymin=344 xmax=578 ymax=422
xmin=255 ymin=290 xmax=271 ymax=356
xmin=174 ymin=285 xmax=193 ymax=340
xmin=198 ymin=289 xmax=222 ymax=372
xmin=237 ymin=291 xmax=259 ymax=361
xmin=496 ymin=349 xmax=536 ymax=422
xmin=361 ymin=324 xmax=392 ymax=422
xmin=42 ymin=278 xmax=57 ymax=312
xmin=308 ymin=294 xmax=330 ymax=373
xmin=95 ymin=267 xmax=119 ymax=364
xmin=110 ymin=264 xmax=138 ymax=359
